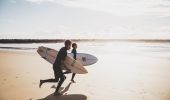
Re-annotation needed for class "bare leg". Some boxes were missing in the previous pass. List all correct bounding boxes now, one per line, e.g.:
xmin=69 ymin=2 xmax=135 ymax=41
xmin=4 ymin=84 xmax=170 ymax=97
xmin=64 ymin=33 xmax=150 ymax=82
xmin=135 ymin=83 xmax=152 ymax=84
xmin=39 ymin=78 xmax=59 ymax=88
xmin=39 ymin=67 xmax=59 ymax=88
xmin=71 ymin=73 xmax=76 ymax=83
xmin=54 ymin=74 xmax=66 ymax=96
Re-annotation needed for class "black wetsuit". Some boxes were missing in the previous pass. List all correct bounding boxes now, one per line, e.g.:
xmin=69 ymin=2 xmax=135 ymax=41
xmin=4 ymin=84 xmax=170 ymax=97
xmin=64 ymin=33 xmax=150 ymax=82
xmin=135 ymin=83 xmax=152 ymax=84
xmin=53 ymin=47 xmax=67 ymax=78
xmin=53 ymin=47 xmax=67 ymax=91
xmin=72 ymin=48 xmax=77 ymax=60
xmin=71 ymin=48 xmax=77 ymax=80
xmin=42 ymin=47 xmax=67 ymax=92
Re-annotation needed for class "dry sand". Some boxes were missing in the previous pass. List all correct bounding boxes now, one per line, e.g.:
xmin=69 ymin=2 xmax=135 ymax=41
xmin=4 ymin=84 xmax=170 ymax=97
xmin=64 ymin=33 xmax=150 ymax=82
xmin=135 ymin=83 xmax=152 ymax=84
xmin=0 ymin=50 xmax=170 ymax=100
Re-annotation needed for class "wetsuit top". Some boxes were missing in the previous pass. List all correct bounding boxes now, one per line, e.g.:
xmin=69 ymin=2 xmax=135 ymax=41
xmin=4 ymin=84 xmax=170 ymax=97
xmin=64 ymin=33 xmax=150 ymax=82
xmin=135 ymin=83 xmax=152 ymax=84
xmin=71 ymin=48 xmax=77 ymax=60
xmin=54 ymin=47 xmax=67 ymax=67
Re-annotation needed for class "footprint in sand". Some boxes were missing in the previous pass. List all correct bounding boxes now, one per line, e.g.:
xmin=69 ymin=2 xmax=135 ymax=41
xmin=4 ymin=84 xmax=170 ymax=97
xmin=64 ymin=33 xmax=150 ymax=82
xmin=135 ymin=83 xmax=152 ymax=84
xmin=33 ymin=82 xmax=37 ymax=85
xmin=141 ymin=96 xmax=145 ymax=100
xmin=129 ymin=89 xmax=135 ymax=93
xmin=10 ymin=85 xmax=14 ymax=87
xmin=3 ymin=78 xmax=6 ymax=81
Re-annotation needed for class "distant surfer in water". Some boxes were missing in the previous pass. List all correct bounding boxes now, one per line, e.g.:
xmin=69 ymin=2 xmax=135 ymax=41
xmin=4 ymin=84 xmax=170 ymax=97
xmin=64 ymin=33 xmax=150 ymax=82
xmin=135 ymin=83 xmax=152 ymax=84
xmin=39 ymin=40 xmax=72 ymax=96
xmin=63 ymin=43 xmax=77 ymax=83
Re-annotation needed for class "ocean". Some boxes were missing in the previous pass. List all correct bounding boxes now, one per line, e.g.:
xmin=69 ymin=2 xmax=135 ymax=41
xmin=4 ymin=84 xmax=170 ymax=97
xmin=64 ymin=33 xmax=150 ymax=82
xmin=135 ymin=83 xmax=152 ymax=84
xmin=0 ymin=40 xmax=170 ymax=59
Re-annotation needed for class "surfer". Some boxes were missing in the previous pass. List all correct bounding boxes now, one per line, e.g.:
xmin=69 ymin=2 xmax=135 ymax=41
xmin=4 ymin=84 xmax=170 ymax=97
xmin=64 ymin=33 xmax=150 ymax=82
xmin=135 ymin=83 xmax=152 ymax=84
xmin=64 ymin=43 xmax=77 ymax=83
xmin=39 ymin=40 xmax=72 ymax=96
xmin=70 ymin=43 xmax=77 ymax=83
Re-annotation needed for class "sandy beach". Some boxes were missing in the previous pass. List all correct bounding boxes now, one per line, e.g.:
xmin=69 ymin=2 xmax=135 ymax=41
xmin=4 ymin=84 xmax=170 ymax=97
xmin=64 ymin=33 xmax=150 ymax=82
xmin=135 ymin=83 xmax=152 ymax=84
xmin=0 ymin=43 xmax=170 ymax=100
xmin=1 ymin=0 xmax=170 ymax=99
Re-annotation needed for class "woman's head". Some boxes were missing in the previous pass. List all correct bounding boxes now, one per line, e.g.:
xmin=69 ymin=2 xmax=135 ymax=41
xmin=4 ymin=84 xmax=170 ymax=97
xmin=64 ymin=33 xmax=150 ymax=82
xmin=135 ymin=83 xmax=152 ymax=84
xmin=72 ymin=43 xmax=77 ymax=49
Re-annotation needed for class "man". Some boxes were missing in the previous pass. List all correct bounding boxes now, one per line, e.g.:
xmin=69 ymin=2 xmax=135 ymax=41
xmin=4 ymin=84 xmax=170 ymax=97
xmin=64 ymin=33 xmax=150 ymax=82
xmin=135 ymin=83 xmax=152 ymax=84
xmin=39 ymin=40 xmax=72 ymax=96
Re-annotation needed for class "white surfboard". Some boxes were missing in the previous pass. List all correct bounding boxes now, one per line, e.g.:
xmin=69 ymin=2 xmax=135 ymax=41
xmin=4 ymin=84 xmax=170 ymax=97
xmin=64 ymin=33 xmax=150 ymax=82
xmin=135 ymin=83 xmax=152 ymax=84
xmin=37 ymin=46 xmax=98 ymax=66
xmin=37 ymin=46 xmax=88 ymax=74
xmin=68 ymin=53 xmax=98 ymax=66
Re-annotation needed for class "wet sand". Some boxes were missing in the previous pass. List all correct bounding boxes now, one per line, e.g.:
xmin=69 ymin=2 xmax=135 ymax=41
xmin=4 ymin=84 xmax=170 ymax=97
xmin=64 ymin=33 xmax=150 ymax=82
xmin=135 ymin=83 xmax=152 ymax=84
xmin=0 ymin=49 xmax=170 ymax=100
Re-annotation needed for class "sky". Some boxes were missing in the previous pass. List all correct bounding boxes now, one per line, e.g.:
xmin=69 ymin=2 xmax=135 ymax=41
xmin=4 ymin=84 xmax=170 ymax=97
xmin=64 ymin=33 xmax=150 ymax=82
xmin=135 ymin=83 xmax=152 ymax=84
xmin=0 ymin=0 xmax=170 ymax=39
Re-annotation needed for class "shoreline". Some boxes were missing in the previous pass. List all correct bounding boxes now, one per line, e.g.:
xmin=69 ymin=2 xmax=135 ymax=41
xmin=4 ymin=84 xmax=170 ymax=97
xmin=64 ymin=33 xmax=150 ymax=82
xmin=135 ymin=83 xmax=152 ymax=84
xmin=1 ymin=39 xmax=170 ymax=44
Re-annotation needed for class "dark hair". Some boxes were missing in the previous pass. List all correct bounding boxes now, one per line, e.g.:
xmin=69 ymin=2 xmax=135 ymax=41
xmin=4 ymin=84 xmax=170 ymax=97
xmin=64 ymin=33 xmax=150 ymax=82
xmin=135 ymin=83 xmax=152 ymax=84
xmin=72 ymin=43 xmax=77 ymax=48
xmin=64 ymin=40 xmax=71 ymax=46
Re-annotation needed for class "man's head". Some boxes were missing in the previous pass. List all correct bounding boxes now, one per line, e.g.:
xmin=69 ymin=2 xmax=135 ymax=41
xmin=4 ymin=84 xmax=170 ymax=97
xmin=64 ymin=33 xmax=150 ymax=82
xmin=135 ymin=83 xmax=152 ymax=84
xmin=64 ymin=40 xmax=72 ymax=50
xmin=72 ymin=43 xmax=77 ymax=49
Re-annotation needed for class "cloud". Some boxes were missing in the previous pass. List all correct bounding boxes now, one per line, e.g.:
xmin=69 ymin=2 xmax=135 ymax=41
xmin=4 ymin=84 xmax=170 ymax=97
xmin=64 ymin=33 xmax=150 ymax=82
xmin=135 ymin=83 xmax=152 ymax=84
xmin=158 ymin=4 xmax=170 ymax=8
xmin=25 ymin=0 xmax=58 ymax=4
xmin=9 ymin=0 xmax=17 ymax=3
xmin=24 ymin=0 xmax=170 ymax=16
xmin=26 ymin=0 xmax=54 ymax=3
xmin=1 ymin=0 xmax=170 ymax=39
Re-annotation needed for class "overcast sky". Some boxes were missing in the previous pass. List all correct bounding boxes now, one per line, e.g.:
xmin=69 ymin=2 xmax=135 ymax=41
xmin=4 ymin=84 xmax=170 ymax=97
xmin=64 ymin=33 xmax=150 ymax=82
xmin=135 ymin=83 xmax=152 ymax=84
xmin=0 ymin=0 xmax=170 ymax=39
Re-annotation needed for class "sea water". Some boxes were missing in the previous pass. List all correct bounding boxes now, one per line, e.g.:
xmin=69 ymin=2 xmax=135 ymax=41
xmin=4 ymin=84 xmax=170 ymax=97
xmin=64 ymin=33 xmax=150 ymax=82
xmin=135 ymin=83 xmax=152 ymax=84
xmin=0 ymin=41 xmax=170 ymax=59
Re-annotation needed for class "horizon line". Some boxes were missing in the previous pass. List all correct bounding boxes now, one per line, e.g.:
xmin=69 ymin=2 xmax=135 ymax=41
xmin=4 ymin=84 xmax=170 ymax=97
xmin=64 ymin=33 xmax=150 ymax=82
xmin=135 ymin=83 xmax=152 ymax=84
xmin=0 ymin=38 xmax=170 ymax=43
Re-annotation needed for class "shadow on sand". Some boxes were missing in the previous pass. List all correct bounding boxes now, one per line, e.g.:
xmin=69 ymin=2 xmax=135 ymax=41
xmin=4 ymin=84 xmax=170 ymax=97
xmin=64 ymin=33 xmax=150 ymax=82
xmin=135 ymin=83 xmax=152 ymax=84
xmin=37 ymin=94 xmax=87 ymax=100
xmin=38 ymin=82 xmax=87 ymax=100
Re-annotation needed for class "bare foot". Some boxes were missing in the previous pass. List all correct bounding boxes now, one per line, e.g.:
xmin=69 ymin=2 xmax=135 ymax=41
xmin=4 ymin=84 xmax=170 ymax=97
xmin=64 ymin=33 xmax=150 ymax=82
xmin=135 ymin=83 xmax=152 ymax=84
xmin=39 ymin=80 xmax=43 ymax=88
xmin=54 ymin=91 xmax=63 ymax=96
xmin=71 ymin=80 xmax=76 ymax=83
